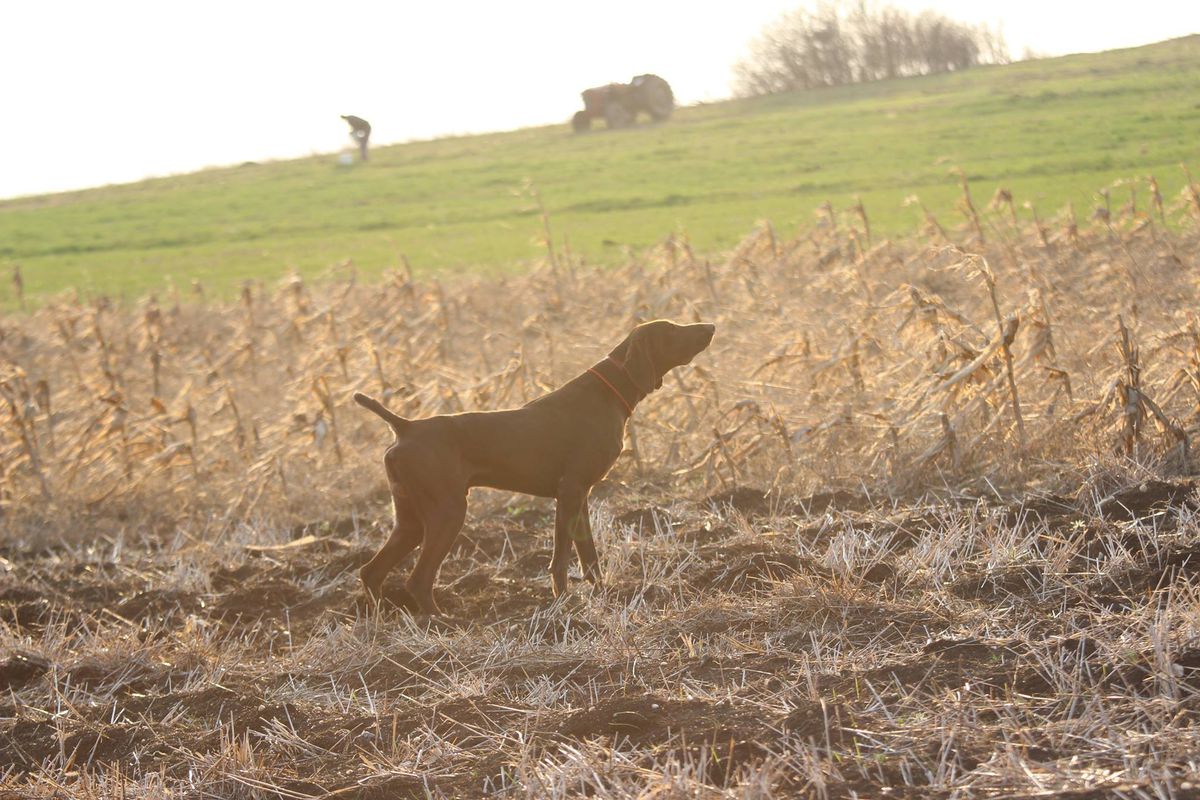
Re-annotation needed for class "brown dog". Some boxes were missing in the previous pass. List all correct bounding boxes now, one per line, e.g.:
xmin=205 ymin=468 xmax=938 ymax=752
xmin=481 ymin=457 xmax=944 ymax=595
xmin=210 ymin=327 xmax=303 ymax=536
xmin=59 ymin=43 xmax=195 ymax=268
xmin=353 ymin=319 xmax=715 ymax=615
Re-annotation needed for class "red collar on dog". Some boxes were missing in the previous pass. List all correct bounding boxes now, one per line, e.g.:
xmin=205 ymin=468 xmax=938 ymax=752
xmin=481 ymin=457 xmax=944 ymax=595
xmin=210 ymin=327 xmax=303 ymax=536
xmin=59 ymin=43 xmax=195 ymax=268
xmin=587 ymin=357 xmax=644 ymax=417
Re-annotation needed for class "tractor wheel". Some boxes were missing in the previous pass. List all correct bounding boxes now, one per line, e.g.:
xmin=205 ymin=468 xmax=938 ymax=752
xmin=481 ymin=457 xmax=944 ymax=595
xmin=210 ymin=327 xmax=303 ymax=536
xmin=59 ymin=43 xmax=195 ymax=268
xmin=635 ymin=74 xmax=675 ymax=121
xmin=571 ymin=111 xmax=592 ymax=134
xmin=604 ymin=101 xmax=634 ymax=129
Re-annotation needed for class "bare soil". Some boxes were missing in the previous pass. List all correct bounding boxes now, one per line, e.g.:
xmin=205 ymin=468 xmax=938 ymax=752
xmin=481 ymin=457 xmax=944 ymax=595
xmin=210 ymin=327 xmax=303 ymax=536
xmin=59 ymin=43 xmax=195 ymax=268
xmin=4 ymin=479 xmax=1200 ymax=798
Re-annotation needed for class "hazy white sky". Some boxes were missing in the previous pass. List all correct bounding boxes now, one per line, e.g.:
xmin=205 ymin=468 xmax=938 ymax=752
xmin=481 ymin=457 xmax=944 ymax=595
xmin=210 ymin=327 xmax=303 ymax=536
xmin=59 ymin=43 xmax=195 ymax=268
xmin=3 ymin=1 xmax=1198 ymax=199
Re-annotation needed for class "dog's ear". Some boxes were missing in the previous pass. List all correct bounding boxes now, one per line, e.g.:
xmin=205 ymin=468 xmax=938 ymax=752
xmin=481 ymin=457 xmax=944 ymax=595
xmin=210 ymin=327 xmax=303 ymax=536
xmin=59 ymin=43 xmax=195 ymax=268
xmin=621 ymin=326 xmax=663 ymax=394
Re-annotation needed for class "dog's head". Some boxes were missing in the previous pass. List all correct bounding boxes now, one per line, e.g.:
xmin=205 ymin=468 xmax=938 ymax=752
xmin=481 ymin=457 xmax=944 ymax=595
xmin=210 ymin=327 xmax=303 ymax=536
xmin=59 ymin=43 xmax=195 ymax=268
xmin=609 ymin=319 xmax=715 ymax=395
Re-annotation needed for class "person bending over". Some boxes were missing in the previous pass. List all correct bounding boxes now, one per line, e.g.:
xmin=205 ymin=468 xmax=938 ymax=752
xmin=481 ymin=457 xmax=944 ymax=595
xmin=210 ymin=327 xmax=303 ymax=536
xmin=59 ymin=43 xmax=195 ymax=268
xmin=341 ymin=115 xmax=371 ymax=161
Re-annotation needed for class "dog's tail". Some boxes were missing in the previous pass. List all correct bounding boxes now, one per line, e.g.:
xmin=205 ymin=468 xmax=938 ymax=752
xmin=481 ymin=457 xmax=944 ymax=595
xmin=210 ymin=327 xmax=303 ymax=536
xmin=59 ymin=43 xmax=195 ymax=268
xmin=353 ymin=392 xmax=410 ymax=434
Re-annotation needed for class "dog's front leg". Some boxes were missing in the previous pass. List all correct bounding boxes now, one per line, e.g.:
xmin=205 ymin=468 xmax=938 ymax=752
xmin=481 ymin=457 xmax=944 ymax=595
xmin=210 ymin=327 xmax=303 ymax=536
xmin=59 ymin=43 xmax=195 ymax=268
xmin=551 ymin=480 xmax=589 ymax=597
xmin=572 ymin=493 xmax=602 ymax=587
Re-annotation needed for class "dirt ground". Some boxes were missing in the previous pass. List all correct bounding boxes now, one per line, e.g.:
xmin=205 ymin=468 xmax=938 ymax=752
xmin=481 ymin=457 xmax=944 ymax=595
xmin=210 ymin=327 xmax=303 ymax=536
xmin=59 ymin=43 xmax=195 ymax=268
xmin=3 ymin=477 xmax=1200 ymax=798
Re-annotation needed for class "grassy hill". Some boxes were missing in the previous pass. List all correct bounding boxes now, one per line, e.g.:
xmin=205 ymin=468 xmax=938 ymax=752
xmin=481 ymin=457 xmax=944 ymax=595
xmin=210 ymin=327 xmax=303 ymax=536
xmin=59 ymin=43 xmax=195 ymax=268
xmin=2 ymin=35 xmax=1199 ymax=304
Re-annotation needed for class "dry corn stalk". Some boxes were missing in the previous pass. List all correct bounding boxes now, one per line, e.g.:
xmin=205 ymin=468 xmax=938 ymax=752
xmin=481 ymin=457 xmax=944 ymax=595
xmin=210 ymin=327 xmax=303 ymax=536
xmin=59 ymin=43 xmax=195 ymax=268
xmin=0 ymin=174 xmax=1197 ymax=524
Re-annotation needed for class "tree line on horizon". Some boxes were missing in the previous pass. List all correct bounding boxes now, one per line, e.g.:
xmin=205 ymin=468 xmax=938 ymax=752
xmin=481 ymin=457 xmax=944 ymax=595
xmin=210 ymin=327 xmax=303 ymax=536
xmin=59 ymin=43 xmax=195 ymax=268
xmin=734 ymin=1 xmax=1011 ymax=97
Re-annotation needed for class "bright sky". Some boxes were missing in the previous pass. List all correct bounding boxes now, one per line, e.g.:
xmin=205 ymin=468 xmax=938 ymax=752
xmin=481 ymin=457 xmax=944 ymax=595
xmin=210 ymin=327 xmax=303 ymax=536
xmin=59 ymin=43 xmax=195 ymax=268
xmin=3 ymin=1 xmax=1198 ymax=200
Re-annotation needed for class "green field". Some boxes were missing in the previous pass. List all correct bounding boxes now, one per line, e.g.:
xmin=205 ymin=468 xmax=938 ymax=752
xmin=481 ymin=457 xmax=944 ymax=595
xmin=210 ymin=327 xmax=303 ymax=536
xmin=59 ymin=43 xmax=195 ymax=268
xmin=2 ymin=36 xmax=1199 ymax=303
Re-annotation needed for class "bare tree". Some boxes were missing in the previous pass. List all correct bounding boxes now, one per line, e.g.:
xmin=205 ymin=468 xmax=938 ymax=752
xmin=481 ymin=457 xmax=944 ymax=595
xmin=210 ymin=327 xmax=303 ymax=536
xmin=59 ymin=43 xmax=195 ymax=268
xmin=734 ymin=1 xmax=1009 ymax=97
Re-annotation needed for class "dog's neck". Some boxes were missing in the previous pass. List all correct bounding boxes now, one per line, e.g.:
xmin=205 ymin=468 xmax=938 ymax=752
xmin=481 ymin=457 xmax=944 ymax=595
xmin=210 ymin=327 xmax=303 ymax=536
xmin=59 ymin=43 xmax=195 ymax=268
xmin=586 ymin=356 xmax=647 ymax=417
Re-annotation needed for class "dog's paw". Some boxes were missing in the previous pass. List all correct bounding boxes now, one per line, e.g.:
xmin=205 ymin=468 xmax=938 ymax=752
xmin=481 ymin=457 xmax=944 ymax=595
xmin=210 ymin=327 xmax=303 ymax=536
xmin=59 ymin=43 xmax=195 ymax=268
xmin=352 ymin=587 xmax=422 ymax=618
xmin=350 ymin=594 xmax=382 ymax=617
xmin=379 ymin=584 xmax=422 ymax=613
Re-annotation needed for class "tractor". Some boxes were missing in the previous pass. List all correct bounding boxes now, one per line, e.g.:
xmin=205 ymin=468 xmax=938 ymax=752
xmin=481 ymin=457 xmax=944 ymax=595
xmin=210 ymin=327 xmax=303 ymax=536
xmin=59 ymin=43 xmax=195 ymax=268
xmin=572 ymin=74 xmax=674 ymax=133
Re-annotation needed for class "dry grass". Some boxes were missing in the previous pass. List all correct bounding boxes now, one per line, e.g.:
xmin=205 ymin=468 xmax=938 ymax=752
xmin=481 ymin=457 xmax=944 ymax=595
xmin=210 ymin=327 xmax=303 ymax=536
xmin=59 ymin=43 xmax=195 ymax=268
xmin=3 ymin=174 xmax=1200 ymax=797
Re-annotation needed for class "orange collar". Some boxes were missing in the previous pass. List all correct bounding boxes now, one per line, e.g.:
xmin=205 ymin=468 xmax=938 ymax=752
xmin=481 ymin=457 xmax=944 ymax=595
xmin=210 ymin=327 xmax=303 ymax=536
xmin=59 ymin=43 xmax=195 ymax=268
xmin=587 ymin=357 xmax=643 ymax=417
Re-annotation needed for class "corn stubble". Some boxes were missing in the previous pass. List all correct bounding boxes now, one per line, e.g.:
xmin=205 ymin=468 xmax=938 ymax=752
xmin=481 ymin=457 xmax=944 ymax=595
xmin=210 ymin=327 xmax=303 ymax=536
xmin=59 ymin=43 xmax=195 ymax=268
xmin=2 ymin=172 xmax=1200 ymax=797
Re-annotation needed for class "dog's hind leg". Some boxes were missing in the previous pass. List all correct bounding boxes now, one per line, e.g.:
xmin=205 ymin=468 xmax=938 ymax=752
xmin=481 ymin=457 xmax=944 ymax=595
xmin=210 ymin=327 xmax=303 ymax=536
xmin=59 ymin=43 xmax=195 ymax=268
xmin=406 ymin=494 xmax=467 ymax=616
xmin=360 ymin=492 xmax=423 ymax=603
